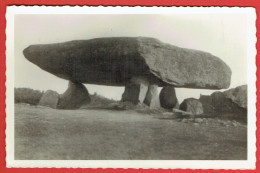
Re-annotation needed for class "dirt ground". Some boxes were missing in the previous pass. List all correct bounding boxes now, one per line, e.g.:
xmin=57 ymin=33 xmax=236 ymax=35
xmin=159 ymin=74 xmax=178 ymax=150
xmin=15 ymin=103 xmax=247 ymax=160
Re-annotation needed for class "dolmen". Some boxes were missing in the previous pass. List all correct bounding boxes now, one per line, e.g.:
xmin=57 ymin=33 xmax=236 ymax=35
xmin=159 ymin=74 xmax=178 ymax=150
xmin=23 ymin=37 xmax=232 ymax=109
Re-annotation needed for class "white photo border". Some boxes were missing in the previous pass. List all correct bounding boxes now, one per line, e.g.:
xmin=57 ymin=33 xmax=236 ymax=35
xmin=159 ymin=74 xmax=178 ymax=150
xmin=5 ymin=6 xmax=257 ymax=169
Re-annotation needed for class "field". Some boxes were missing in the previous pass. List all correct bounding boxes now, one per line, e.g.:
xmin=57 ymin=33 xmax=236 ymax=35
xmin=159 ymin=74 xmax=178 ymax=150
xmin=15 ymin=103 xmax=247 ymax=160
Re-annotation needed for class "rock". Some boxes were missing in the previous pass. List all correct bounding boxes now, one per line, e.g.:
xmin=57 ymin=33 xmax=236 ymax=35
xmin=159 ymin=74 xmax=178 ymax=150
xmin=179 ymin=98 xmax=204 ymax=115
xmin=159 ymin=86 xmax=178 ymax=109
xmin=57 ymin=81 xmax=91 ymax=109
xmin=172 ymin=108 xmax=192 ymax=116
xmin=39 ymin=90 xmax=59 ymax=109
xmin=199 ymin=94 xmax=215 ymax=114
xmin=173 ymin=101 xmax=180 ymax=109
xmin=121 ymin=78 xmax=148 ymax=104
xmin=143 ymin=85 xmax=160 ymax=108
xmin=224 ymin=85 xmax=247 ymax=109
xmin=200 ymin=92 xmax=237 ymax=113
xmin=199 ymin=85 xmax=247 ymax=122
xmin=23 ymin=37 xmax=231 ymax=89
xmin=195 ymin=118 xmax=204 ymax=123
xmin=232 ymin=122 xmax=238 ymax=127
xmin=199 ymin=87 xmax=247 ymax=113
xmin=121 ymin=77 xmax=160 ymax=107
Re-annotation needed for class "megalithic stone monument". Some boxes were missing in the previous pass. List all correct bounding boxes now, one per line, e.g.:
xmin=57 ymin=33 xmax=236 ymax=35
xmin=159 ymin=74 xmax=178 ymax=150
xmin=23 ymin=37 xmax=231 ymax=109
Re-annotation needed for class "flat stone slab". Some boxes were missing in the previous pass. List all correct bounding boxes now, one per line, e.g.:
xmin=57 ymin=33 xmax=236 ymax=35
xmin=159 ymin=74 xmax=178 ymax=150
xmin=23 ymin=37 xmax=231 ymax=89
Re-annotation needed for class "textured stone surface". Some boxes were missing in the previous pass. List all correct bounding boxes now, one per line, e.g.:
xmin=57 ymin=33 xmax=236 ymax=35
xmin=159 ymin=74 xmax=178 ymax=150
xmin=121 ymin=81 xmax=148 ymax=104
xmin=199 ymin=85 xmax=247 ymax=122
xmin=57 ymin=81 xmax=91 ymax=109
xmin=224 ymin=85 xmax=247 ymax=109
xmin=173 ymin=101 xmax=180 ymax=109
xmin=143 ymin=85 xmax=160 ymax=108
xmin=159 ymin=86 xmax=178 ymax=109
xmin=39 ymin=90 xmax=59 ymax=109
xmin=23 ymin=37 xmax=231 ymax=89
xmin=179 ymin=98 xmax=204 ymax=115
xmin=199 ymin=85 xmax=247 ymax=113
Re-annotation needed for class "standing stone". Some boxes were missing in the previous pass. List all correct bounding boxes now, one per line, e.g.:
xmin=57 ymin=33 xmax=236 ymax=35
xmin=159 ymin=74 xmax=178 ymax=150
xmin=121 ymin=82 xmax=148 ymax=104
xmin=179 ymin=98 xmax=204 ymax=115
xmin=121 ymin=77 xmax=149 ymax=104
xmin=39 ymin=90 xmax=60 ymax=109
xmin=57 ymin=81 xmax=91 ymax=109
xmin=143 ymin=85 xmax=160 ymax=108
xmin=159 ymin=86 xmax=178 ymax=109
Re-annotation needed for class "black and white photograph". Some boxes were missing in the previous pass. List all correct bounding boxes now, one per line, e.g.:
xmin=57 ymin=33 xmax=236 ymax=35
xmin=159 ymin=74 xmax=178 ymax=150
xmin=5 ymin=6 xmax=256 ymax=169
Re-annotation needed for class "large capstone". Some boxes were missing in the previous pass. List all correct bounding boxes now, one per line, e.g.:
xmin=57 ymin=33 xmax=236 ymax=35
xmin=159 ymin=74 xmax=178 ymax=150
xmin=23 ymin=37 xmax=231 ymax=89
xmin=159 ymin=86 xmax=178 ymax=109
xmin=57 ymin=81 xmax=91 ymax=109
xmin=39 ymin=90 xmax=59 ymax=109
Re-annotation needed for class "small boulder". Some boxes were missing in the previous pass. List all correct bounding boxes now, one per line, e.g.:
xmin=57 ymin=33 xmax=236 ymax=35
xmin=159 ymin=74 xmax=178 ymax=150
xmin=39 ymin=90 xmax=60 ymax=109
xmin=159 ymin=86 xmax=178 ymax=109
xmin=179 ymin=98 xmax=204 ymax=115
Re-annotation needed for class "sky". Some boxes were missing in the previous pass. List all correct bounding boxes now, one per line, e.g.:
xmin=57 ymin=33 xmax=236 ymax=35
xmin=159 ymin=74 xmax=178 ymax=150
xmin=14 ymin=13 xmax=248 ymax=103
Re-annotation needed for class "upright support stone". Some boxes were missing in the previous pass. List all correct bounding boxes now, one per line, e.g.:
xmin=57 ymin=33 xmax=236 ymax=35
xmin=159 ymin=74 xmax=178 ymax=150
xmin=159 ymin=86 xmax=178 ymax=109
xmin=57 ymin=81 xmax=91 ymax=109
xmin=143 ymin=85 xmax=160 ymax=108
xmin=121 ymin=82 xmax=148 ymax=104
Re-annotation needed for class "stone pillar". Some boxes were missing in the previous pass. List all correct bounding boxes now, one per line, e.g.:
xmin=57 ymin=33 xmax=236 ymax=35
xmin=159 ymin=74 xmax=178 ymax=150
xmin=121 ymin=82 xmax=148 ymax=104
xmin=159 ymin=85 xmax=178 ymax=109
xmin=57 ymin=81 xmax=91 ymax=109
xmin=143 ymin=85 xmax=160 ymax=108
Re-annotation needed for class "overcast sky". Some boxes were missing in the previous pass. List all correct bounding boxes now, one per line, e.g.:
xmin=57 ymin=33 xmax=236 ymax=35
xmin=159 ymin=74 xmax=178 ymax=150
xmin=14 ymin=13 xmax=248 ymax=102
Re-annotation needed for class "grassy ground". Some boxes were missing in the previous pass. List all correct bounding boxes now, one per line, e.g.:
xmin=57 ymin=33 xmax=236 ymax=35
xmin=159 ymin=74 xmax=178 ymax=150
xmin=15 ymin=103 xmax=247 ymax=160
